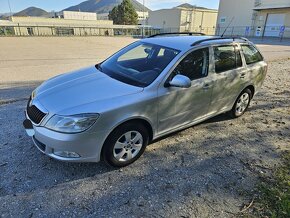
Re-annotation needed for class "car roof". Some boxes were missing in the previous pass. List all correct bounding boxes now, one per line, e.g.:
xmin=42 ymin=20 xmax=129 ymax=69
xmin=140 ymin=36 xmax=249 ymax=51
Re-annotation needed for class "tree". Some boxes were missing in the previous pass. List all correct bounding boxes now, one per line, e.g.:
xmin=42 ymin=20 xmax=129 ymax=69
xmin=108 ymin=0 xmax=138 ymax=25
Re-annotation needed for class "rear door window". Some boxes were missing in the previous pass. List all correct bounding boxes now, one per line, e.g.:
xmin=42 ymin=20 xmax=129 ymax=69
xmin=241 ymin=44 xmax=263 ymax=65
xmin=214 ymin=45 xmax=242 ymax=73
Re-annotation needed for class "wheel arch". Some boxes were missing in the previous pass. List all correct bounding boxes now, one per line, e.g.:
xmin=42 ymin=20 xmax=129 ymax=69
xmin=230 ymin=84 xmax=255 ymax=111
xmin=246 ymin=85 xmax=255 ymax=98
xmin=119 ymin=118 xmax=154 ymax=142
xmin=101 ymin=117 xmax=154 ymax=149
xmin=236 ymin=84 xmax=255 ymax=102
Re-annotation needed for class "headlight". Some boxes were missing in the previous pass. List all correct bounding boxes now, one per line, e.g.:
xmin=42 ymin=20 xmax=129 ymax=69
xmin=45 ymin=114 xmax=99 ymax=133
xmin=31 ymin=89 xmax=37 ymax=100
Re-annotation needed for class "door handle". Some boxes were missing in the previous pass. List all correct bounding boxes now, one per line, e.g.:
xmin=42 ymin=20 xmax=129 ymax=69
xmin=240 ymin=73 xmax=246 ymax=78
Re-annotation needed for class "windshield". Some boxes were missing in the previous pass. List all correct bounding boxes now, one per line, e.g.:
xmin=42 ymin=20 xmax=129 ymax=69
xmin=98 ymin=42 xmax=180 ymax=87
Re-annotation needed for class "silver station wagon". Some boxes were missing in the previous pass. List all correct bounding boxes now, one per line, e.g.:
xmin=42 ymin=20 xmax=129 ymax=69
xmin=23 ymin=33 xmax=267 ymax=167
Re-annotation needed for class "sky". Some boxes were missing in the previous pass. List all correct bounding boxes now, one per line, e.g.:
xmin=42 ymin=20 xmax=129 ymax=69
xmin=0 ymin=0 xmax=220 ymax=13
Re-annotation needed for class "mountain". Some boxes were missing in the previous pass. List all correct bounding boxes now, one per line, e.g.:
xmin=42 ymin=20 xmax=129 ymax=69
xmin=13 ymin=7 xmax=50 ymax=17
xmin=0 ymin=13 xmax=12 ymax=16
xmin=0 ymin=13 xmax=12 ymax=19
xmin=64 ymin=0 xmax=151 ymax=14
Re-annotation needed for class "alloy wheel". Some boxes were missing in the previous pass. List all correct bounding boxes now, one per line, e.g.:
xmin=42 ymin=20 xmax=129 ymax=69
xmin=113 ymin=131 xmax=143 ymax=162
xmin=235 ymin=93 xmax=250 ymax=116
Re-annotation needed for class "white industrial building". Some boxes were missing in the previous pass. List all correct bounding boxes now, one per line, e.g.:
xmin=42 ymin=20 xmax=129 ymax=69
xmin=97 ymin=11 xmax=149 ymax=25
xmin=61 ymin=11 xmax=97 ymax=21
xmin=0 ymin=16 xmax=153 ymax=37
xmin=217 ymin=0 xmax=290 ymax=37
xmin=148 ymin=5 xmax=218 ymax=35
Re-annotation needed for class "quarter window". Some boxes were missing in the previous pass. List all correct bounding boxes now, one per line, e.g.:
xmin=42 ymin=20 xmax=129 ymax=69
xmin=214 ymin=45 xmax=242 ymax=73
xmin=172 ymin=48 xmax=209 ymax=81
xmin=241 ymin=45 xmax=263 ymax=65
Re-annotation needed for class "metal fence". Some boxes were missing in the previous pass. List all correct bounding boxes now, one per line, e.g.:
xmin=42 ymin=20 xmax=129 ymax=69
xmin=0 ymin=24 xmax=161 ymax=37
xmin=158 ymin=26 xmax=290 ymax=40
xmin=1 ymin=24 xmax=289 ymax=40
xmin=159 ymin=27 xmax=217 ymax=36
xmin=216 ymin=25 xmax=290 ymax=40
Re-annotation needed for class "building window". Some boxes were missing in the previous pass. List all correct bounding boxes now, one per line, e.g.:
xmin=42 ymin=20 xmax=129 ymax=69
xmin=220 ymin=17 xmax=226 ymax=23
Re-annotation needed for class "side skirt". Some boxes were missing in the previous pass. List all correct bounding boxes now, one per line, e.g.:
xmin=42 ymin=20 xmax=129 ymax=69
xmin=153 ymin=108 xmax=230 ymax=141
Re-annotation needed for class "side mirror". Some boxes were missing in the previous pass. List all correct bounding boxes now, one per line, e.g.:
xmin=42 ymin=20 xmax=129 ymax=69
xmin=169 ymin=75 xmax=191 ymax=88
xmin=144 ymin=48 xmax=152 ymax=54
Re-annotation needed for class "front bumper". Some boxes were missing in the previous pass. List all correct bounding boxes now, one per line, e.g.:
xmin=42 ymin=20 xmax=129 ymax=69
xmin=24 ymin=118 xmax=107 ymax=163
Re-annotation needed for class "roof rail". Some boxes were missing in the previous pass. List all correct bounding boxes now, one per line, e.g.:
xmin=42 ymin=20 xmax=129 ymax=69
xmin=148 ymin=32 xmax=205 ymax=38
xmin=191 ymin=36 xmax=249 ymax=46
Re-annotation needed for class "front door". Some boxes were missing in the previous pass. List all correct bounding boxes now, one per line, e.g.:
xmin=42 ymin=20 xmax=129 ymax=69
xmin=157 ymin=47 xmax=213 ymax=135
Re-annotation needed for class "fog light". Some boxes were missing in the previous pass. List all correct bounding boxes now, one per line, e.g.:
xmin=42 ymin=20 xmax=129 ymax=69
xmin=54 ymin=151 xmax=80 ymax=158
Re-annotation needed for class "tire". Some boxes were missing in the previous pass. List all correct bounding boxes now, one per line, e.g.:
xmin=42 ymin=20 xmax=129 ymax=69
xmin=102 ymin=122 xmax=149 ymax=167
xmin=229 ymin=88 xmax=252 ymax=118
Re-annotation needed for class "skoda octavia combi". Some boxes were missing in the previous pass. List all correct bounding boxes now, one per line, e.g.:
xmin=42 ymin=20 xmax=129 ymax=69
xmin=23 ymin=34 xmax=267 ymax=167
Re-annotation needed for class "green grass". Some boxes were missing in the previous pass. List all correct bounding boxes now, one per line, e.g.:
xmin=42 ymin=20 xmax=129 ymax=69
xmin=254 ymin=151 xmax=290 ymax=218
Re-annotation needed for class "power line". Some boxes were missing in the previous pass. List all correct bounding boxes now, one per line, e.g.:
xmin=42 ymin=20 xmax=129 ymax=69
xmin=7 ymin=0 xmax=12 ymax=17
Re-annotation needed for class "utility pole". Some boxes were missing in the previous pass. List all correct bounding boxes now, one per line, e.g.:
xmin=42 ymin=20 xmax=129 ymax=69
xmin=7 ymin=0 xmax=12 ymax=17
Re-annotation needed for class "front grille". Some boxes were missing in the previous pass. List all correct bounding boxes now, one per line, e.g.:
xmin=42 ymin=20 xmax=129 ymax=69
xmin=27 ymin=99 xmax=47 ymax=124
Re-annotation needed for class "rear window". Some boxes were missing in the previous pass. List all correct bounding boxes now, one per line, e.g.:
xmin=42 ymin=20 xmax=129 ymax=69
xmin=214 ymin=45 xmax=242 ymax=73
xmin=241 ymin=44 xmax=263 ymax=65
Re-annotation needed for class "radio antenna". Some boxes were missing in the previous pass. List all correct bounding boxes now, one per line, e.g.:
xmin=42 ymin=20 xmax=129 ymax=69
xmin=221 ymin=17 xmax=234 ymax=37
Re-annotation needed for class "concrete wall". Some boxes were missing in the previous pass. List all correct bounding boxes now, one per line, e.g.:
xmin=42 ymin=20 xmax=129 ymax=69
xmin=149 ymin=8 xmax=217 ymax=34
xmin=62 ymin=11 xmax=97 ymax=21
xmin=217 ymin=0 xmax=290 ymax=37
xmin=11 ymin=16 xmax=113 ymax=27
xmin=10 ymin=16 xmax=114 ymax=36
xmin=180 ymin=9 xmax=217 ymax=34
xmin=3 ymin=17 xmax=148 ymax=36
xmin=148 ymin=9 xmax=181 ymax=32
xmin=217 ymin=0 xmax=254 ymax=28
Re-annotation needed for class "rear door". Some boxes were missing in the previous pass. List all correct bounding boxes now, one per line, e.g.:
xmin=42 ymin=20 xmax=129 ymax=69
xmin=240 ymin=44 xmax=267 ymax=90
xmin=208 ymin=44 xmax=246 ymax=113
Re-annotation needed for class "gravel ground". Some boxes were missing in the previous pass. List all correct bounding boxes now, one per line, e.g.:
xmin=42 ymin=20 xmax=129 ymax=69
xmin=0 ymin=37 xmax=289 ymax=217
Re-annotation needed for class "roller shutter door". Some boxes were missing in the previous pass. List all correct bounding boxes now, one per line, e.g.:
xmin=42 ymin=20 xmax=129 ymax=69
xmin=264 ymin=13 xmax=285 ymax=37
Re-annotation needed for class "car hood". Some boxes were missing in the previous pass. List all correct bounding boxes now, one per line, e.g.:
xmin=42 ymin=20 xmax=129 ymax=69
xmin=34 ymin=66 xmax=143 ymax=114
